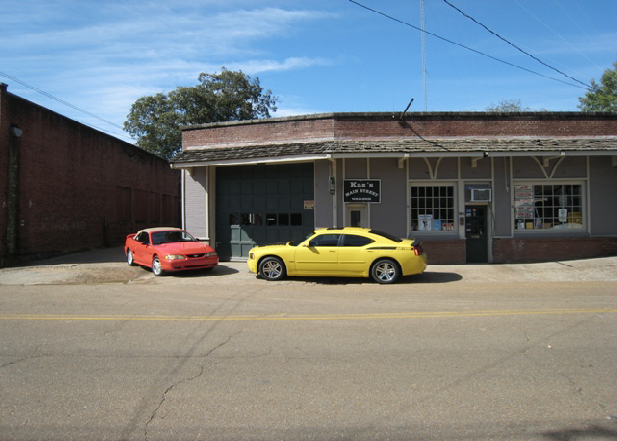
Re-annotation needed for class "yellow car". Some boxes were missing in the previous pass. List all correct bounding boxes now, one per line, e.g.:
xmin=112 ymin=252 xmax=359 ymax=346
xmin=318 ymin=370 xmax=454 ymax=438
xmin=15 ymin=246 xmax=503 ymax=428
xmin=247 ymin=227 xmax=427 ymax=284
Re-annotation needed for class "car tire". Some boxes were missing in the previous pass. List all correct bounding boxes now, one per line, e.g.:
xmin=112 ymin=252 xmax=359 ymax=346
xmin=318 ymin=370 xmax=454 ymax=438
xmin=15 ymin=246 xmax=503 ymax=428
xmin=258 ymin=257 xmax=286 ymax=281
xmin=127 ymin=251 xmax=135 ymax=266
xmin=152 ymin=255 xmax=164 ymax=276
xmin=371 ymin=259 xmax=400 ymax=284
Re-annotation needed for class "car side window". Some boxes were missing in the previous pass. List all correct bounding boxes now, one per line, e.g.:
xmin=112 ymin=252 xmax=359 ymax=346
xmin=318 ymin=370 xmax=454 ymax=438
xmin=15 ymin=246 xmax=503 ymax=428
xmin=309 ymin=234 xmax=340 ymax=247
xmin=134 ymin=232 xmax=148 ymax=244
xmin=341 ymin=235 xmax=374 ymax=247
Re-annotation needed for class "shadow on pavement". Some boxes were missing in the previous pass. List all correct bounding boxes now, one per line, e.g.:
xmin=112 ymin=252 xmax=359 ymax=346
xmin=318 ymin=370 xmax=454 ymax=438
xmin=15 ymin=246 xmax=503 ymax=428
xmin=274 ymin=271 xmax=462 ymax=285
xmin=24 ymin=246 xmax=128 ymax=266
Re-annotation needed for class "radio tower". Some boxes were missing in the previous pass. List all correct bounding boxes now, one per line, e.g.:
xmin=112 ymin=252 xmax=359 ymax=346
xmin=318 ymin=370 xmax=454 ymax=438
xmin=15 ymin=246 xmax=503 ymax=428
xmin=421 ymin=0 xmax=428 ymax=111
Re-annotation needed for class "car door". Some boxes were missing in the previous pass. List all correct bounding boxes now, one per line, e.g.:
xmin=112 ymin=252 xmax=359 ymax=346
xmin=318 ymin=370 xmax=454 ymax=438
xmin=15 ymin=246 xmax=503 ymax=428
xmin=132 ymin=232 xmax=152 ymax=265
xmin=293 ymin=233 xmax=340 ymax=275
xmin=337 ymin=234 xmax=375 ymax=275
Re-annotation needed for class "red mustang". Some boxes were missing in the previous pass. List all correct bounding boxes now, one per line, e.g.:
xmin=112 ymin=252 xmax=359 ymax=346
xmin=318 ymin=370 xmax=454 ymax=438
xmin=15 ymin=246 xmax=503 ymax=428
xmin=125 ymin=227 xmax=218 ymax=276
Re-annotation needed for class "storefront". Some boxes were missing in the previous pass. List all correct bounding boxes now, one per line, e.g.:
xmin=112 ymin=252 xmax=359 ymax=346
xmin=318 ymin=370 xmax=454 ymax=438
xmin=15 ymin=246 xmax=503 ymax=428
xmin=172 ymin=112 xmax=617 ymax=264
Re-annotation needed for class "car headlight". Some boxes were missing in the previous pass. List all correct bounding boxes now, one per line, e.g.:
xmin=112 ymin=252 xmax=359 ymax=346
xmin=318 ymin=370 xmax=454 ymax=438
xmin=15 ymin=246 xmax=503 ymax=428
xmin=165 ymin=254 xmax=186 ymax=260
xmin=206 ymin=252 xmax=217 ymax=257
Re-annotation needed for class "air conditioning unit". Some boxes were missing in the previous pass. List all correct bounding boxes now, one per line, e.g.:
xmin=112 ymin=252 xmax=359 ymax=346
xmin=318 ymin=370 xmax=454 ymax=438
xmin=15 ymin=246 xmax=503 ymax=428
xmin=471 ymin=188 xmax=492 ymax=202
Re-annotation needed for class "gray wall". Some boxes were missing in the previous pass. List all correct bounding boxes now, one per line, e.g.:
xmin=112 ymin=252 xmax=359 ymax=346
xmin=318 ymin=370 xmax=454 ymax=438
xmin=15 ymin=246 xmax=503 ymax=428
xmin=590 ymin=156 xmax=617 ymax=235
xmin=184 ymin=167 xmax=210 ymax=239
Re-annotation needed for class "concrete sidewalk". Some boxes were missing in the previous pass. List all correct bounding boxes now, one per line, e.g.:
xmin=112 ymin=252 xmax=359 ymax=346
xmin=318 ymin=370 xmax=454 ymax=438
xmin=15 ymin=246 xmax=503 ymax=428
xmin=1 ymin=245 xmax=616 ymax=286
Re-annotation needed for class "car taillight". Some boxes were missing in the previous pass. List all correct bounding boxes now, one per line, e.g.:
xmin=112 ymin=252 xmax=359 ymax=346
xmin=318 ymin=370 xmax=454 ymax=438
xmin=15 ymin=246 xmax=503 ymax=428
xmin=413 ymin=243 xmax=424 ymax=256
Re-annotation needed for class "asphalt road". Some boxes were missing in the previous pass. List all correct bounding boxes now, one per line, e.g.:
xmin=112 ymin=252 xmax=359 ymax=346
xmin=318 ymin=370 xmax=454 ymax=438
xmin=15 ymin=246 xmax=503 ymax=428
xmin=0 ymin=248 xmax=616 ymax=440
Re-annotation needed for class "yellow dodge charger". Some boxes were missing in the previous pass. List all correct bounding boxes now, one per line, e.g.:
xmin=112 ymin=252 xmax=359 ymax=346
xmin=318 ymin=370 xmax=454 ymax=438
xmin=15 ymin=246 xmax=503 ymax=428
xmin=247 ymin=227 xmax=427 ymax=284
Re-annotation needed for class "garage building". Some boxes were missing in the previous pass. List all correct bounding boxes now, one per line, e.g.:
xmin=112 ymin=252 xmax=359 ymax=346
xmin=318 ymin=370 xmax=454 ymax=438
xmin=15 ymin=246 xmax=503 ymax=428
xmin=172 ymin=112 xmax=617 ymax=264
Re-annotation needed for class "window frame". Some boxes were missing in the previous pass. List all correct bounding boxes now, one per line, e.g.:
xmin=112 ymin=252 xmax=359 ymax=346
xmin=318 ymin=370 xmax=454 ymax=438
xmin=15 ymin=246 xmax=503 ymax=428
xmin=410 ymin=182 xmax=458 ymax=234
xmin=513 ymin=180 xmax=587 ymax=234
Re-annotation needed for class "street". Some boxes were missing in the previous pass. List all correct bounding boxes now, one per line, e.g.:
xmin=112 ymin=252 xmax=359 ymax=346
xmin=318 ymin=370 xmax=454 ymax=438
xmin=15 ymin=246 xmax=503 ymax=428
xmin=1 ymin=250 xmax=616 ymax=440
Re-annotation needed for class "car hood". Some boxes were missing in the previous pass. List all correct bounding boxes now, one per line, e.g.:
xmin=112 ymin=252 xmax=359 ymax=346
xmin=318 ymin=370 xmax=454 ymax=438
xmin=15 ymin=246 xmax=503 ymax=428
xmin=154 ymin=242 xmax=213 ymax=254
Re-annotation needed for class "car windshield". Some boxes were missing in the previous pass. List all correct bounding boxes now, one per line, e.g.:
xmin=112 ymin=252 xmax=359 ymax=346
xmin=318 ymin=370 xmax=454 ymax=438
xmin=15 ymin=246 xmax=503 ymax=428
xmin=369 ymin=230 xmax=402 ymax=242
xmin=151 ymin=230 xmax=196 ymax=245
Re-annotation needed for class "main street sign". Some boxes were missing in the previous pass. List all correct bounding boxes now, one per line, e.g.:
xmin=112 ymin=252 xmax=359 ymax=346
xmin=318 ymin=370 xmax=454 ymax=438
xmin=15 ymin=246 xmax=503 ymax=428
xmin=343 ymin=179 xmax=381 ymax=203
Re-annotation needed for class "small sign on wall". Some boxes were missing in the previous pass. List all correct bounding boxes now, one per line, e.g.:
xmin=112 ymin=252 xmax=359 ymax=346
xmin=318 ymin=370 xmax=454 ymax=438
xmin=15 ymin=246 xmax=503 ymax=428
xmin=343 ymin=180 xmax=381 ymax=203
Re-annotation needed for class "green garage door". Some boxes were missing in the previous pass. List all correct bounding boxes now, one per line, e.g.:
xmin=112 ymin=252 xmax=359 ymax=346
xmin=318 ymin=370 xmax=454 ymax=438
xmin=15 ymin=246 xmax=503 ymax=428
xmin=216 ymin=163 xmax=315 ymax=261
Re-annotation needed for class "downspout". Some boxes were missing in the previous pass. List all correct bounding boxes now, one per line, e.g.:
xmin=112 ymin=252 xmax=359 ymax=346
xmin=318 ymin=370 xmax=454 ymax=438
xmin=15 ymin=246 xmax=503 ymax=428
xmin=328 ymin=156 xmax=337 ymax=228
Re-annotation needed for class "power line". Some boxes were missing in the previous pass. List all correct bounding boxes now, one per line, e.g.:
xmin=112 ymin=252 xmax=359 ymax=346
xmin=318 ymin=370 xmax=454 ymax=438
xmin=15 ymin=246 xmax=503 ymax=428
xmin=0 ymin=71 xmax=133 ymax=141
xmin=347 ymin=0 xmax=590 ymax=90
xmin=442 ymin=0 xmax=591 ymax=88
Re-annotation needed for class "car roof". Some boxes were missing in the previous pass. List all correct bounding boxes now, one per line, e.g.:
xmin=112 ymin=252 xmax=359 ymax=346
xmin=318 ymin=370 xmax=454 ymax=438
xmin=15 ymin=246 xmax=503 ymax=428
xmin=317 ymin=227 xmax=370 ymax=233
xmin=139 ymin=227 xmax=184 ymax=233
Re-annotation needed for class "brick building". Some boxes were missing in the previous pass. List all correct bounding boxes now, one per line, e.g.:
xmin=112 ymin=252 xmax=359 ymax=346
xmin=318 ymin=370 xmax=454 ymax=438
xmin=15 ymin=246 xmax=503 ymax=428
xmin=1 ymin=83 xmax=181 ymax=266
xmin=172 ymin=112 xmax=617 ymax=264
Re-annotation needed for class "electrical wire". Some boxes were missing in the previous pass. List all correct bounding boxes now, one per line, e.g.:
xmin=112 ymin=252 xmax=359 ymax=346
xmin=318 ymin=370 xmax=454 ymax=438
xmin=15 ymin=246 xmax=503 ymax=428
xmin=0 ymin=71 xmax=133 ymax=141
xmin=347 ymin=0 xmax=590 ymax=90
xmin=443 ymin=0 xmax=592 ymax=87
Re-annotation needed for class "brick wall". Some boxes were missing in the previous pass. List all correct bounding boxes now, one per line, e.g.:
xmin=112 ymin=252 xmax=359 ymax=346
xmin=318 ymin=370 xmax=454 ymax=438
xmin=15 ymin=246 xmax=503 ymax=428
xmin=421 ymin=240 xmax=466 ymax=265
xmin=183 ymin=112 xmax=617 ymax=148
xmin=493 ymin=237 xmax=617 ymax=264
xmin=0 ymin=85 xmax=181 ymax=266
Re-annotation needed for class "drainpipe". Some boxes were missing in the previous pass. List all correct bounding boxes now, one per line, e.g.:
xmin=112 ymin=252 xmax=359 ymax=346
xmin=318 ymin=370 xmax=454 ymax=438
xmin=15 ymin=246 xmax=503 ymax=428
xmin=328 ymin=156 xmax=337 ymax=228
xmin=7 ymin=125 xmax=23 ymax=256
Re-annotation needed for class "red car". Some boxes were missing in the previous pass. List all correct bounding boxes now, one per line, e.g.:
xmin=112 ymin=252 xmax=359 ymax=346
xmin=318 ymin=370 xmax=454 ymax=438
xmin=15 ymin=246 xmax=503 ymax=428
xmin=125 ymin=227 xmax=218 ymax=276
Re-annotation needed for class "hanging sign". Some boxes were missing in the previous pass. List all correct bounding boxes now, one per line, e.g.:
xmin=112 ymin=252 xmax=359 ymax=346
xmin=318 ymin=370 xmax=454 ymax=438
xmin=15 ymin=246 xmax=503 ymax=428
xmin=343 ymin=179 xmax=381 ymax=203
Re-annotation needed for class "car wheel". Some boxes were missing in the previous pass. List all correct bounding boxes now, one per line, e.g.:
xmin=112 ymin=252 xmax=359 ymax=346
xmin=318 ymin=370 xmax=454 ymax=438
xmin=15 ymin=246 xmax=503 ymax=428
xmin=258 ymin=257 xmax=286 ymax=281
xmin=127 ymin=251 xmax=135 ymax=266
xmin=152 ymin=256 xmax=164 ymax=276
xmin=371 ymin=259 xmax=400 ymax=284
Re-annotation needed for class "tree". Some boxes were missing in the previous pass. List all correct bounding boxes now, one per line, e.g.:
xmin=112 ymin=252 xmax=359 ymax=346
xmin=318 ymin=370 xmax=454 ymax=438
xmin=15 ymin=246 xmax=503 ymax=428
xmin=578 ymin=61 xmax=617 ymax=112
xmin=485 ymin=99 xmax=531 ymax=112
xmin=124 ymin=68 xmax=278 ymax=159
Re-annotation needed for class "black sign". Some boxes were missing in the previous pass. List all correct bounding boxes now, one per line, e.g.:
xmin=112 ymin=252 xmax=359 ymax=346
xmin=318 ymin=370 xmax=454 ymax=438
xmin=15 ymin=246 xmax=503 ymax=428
xmin=343 ymin=179 xmax=381 ymax=203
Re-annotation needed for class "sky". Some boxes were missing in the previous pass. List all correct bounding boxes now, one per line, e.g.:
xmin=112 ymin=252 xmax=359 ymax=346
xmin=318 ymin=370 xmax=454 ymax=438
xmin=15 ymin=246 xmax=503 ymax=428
xmin=1 ymin=0 xmax=615 ymax=143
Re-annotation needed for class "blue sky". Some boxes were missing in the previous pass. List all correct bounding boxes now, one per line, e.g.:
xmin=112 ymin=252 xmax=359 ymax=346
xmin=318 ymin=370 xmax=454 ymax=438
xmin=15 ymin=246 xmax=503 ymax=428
xmin=1 ymin=0 xmax=615 ymax=143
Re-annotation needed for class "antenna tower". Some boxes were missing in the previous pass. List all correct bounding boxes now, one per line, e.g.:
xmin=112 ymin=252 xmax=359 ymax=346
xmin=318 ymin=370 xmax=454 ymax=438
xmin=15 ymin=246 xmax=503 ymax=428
xmin=421 ymin=0 xmax=427 ymax=111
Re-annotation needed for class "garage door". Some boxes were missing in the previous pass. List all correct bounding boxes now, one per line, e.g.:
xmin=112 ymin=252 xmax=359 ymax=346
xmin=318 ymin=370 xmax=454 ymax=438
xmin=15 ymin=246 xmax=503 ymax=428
xmin=215 ymin=163 xmax=314 ymax=260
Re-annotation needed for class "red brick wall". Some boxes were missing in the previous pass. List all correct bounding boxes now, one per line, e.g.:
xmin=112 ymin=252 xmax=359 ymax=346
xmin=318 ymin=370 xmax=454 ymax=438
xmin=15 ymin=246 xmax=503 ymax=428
xmin=1 ymin=87 xmax=180 ymax=265
xmin=493 ymin=237 xmax=617 ymax=264
xmin=183 ymin=117 xmax=336 ymax=149
xmin=183 ymin=112 xmax=617 ymax=148
xmin=0 ymin=84 xmax=9 ymax=259
xmin=421 ymin=240 xmax=466 ymax=265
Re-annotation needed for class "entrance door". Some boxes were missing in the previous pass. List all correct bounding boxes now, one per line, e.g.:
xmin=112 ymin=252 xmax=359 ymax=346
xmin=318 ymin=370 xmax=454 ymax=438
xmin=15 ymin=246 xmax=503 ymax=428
xmin=465 ymin=206 xmax=488 ymax=263
xmin=346 ymin=204 xmax=368 ymax=227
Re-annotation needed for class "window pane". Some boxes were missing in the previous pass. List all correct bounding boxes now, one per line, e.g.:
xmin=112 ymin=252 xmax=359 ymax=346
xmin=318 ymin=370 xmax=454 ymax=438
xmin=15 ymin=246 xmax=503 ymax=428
xmin=342 ymin=235 xmax=374 ymax=247
xmin=410 ymin=185 xmax=456 ymax=232
xmin=515 ymin=184 xmax=583 ymax=230
xmin=290 ymin=213 xmax=302 ymax=226
xmin=310 ymin=234 xmax=340 ymax=247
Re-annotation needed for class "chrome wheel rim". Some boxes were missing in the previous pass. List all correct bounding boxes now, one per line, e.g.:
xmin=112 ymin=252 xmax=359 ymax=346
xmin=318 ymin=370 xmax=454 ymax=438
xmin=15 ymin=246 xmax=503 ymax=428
xmin=127 ymin=252 xmax=133 ymax=265
xmin=152 ymin=257 xmax=162 ymax=275
xmin=375 ymin=262 xmax=396 ymax=282
xmin=262 ymin=260 xmax=282 ymax=279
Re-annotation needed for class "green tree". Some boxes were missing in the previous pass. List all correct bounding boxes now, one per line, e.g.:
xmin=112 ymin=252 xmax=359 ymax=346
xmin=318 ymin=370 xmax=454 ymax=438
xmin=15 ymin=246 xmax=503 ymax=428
xmin=485 ymin=99 xmax=531 ymax=112
xmin=578 ymin=61 xmax=617 ymax=112
xmin=124 ymin=68 xmax=278 ymax=159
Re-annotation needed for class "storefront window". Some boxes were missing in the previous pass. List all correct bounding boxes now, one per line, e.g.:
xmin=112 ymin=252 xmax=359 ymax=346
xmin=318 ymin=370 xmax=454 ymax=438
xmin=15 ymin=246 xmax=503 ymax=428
xmin=410 ymin=185 xmax=456 ymax=232
xmin=514 ymin=183 xmax=584 ymax=230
